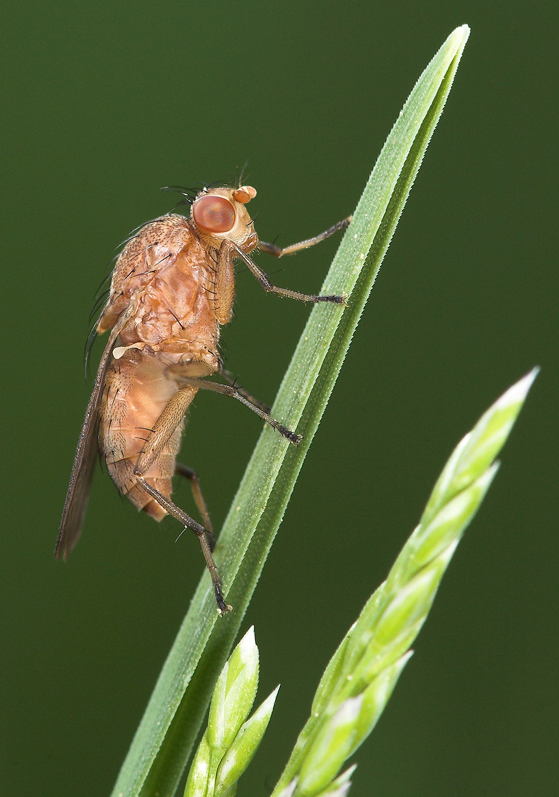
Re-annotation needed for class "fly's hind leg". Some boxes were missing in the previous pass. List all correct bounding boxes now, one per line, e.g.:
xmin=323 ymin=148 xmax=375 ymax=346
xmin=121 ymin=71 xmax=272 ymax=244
xmin=134 ymin=385 xmax=197 ymax=476
xmin=132 ymin=385 xmax=229 ymax=614
xmin=135 ymin=475 xmax=230 ymax=615
xmin=175 ymin=463 xmax=213 ymax=543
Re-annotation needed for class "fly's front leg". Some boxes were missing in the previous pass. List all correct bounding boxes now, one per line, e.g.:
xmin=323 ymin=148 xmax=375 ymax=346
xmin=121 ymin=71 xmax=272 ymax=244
xmin=167 ymin=369 xmax=302 ymax=445
xmin=258 ymin=216 xmax=351 ymax=258
xmin=213 ymin=241 xmax=236 ymax=325
xmin=136 ymin=476 xmax=230 ymax=615
xmin=225 ymin=239 xmax=347 ymax=305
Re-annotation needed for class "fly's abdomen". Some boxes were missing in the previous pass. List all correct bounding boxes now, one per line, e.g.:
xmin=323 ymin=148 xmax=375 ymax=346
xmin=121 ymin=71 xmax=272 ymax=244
xmin=99 ymin=350 xmax=183 ymax=520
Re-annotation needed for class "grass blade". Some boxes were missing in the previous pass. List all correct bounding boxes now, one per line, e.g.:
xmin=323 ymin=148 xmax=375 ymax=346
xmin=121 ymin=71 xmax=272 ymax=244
xmin=270 ymin=370 xmax=537 ymax=797
xmin=110 ymin=25 xmax=470 ymax=797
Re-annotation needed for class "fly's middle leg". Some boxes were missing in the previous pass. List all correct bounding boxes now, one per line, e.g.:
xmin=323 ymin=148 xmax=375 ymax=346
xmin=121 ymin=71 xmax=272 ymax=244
xmin=219 ymin=368 xmax=272 ymax=415
xmin=167 ymin=371 xmax=302 ymax=444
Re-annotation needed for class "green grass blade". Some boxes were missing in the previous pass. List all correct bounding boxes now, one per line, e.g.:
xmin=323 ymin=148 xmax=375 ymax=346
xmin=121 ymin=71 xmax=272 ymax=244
xmin=110 ymin=25 xmax=470 ymax=797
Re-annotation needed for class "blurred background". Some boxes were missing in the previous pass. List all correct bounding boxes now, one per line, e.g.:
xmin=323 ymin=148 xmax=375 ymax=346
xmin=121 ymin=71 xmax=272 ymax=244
xmin=1 ymin=1 xmax=557 ymax=795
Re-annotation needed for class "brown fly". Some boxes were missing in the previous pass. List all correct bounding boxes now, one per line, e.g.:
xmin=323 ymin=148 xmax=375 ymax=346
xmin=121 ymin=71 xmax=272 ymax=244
xmin=55 ymin=184 xmax=349 ymax=613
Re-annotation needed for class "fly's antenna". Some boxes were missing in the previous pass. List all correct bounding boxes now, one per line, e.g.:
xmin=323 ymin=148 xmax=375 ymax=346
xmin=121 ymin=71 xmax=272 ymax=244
xmin=237 ymin=160 xmax=250 ymax=186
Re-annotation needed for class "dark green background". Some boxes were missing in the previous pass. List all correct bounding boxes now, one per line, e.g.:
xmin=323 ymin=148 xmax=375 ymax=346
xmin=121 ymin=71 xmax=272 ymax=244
xmin=2 ymin=1 xmax=557 ymax=795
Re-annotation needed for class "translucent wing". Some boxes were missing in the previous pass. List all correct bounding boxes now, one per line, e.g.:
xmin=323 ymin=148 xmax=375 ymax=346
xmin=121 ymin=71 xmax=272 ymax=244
xmin=55 ymin=310 xmax=132 ymax=560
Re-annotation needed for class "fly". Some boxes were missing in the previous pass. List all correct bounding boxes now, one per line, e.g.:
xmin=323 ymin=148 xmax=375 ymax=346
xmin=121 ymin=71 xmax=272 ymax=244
xmin=55 ymin=184 xmax=350 ymax=613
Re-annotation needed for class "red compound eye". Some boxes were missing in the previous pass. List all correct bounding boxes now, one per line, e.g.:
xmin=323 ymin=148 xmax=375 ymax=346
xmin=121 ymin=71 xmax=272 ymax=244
xmin=192 ymin=195 xmax=236 ymax=233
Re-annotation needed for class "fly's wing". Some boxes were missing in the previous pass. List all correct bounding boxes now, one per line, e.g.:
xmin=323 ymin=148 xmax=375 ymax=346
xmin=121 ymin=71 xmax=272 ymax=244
xmin=55 ymin=308 xmax=133 ymax=560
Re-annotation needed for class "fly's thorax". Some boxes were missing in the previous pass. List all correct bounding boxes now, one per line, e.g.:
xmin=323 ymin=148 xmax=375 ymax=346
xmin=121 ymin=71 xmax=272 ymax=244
xmin=99 ymin=223 xmax=220 ymax=359
xmin=97 ymin=214 xmax=195 ymax=336
xmin=97 ymin=186 xmax=258 ymax=339
xmin=191 ymin=185 xmax=259 ymax=255
xmin=114 ymin=289 xmax=220 ymax=362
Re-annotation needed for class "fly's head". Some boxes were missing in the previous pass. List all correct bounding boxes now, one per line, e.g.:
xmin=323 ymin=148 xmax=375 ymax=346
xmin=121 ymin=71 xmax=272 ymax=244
xmin=191 ymin=185 xmax=258 ymax=255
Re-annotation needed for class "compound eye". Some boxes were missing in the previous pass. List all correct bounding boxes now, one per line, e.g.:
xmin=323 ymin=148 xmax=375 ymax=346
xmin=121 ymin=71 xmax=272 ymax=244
xmin=192 ymin=195 xmax=236 ymax=233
